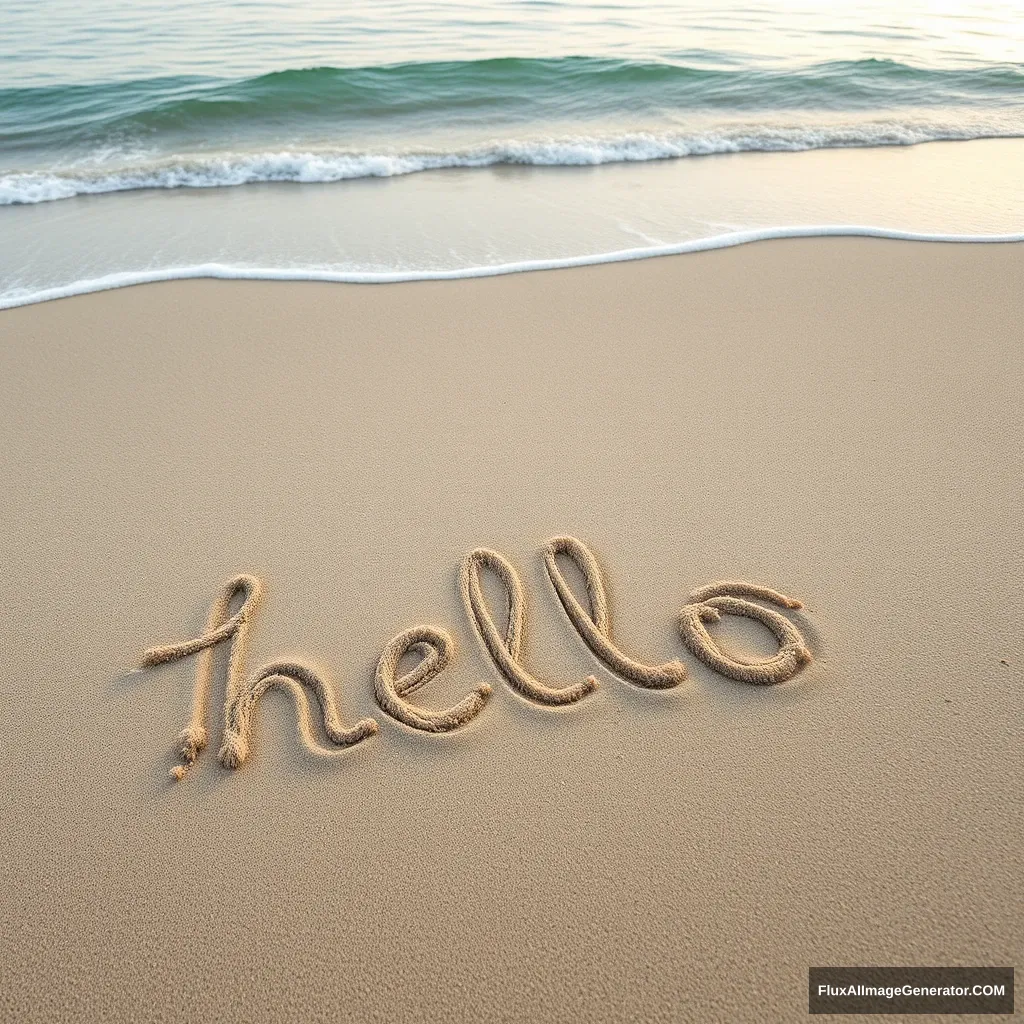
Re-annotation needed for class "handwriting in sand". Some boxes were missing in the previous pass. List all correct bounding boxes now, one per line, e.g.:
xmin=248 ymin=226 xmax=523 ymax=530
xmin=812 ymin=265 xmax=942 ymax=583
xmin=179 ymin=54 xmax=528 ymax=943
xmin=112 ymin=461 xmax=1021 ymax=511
xmin=140 ymin=535 xmax=813 ymax=779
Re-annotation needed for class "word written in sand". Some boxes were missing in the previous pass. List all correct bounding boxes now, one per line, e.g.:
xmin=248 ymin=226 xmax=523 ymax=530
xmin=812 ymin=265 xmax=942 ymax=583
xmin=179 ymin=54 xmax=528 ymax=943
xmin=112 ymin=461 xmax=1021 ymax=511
xmin=141 ymin=535 xmax=812 ymax=780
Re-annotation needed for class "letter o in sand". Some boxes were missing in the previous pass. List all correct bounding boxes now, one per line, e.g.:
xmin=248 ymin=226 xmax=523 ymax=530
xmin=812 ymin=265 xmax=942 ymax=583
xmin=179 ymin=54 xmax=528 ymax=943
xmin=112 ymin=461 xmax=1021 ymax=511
xmin=679 ymin=593 xmax=811 ymax=685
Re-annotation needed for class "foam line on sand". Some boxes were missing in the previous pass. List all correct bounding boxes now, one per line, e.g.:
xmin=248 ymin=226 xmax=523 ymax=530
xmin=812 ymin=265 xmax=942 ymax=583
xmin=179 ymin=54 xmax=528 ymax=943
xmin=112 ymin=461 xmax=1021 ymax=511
xmin=3 ymin=225 xmax=1023 ymax=310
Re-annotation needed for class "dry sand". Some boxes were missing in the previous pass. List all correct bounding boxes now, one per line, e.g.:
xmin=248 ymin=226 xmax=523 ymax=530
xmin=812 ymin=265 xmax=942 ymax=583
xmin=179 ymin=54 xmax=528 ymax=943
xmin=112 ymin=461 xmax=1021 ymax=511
xmin=0 ymin=238 xmax=1021 ymax=1022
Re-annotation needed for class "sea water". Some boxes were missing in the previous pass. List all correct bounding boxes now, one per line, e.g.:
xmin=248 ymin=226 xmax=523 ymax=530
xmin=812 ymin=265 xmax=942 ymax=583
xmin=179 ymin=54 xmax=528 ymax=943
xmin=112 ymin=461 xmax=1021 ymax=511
xmin=2 ymin=0 xmax=1022 ymax=307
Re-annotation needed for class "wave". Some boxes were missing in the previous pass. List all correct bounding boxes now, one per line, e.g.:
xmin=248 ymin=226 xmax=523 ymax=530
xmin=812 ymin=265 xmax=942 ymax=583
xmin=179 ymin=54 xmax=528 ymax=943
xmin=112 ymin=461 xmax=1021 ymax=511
xmin=3 ymin=226 xmax=1023 ymax=310
xmin=5 ymin=56 xmax=1023 ymax=127
xmin=4 ymin=54 xmax=1021 ymax=204
xmin=4 ymin=117 xmax=1023 ymax=205
xmin=2 ymin=55 xmax=1021 ymax=149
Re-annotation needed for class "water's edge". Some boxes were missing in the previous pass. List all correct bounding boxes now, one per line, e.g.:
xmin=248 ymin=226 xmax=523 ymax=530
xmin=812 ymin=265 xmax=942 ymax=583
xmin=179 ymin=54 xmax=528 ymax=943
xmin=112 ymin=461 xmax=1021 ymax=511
xmin=6 ymin=123 xmax=1024 ymax=206
xmin=3 ymin=224 xmax=1022 ymax=310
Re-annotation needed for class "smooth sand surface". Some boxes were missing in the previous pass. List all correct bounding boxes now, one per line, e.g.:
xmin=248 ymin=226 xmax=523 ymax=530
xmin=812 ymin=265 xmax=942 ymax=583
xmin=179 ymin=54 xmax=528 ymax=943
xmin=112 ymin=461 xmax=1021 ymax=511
xmin=1 ymin=239 xmax=1021 ymax=1022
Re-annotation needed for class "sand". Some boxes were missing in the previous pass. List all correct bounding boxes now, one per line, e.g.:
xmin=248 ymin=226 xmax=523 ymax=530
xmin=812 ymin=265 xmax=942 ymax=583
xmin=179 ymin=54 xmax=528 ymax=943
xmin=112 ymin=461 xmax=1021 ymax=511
xmin=0 ymin=238 xmax=1020 ymax=1022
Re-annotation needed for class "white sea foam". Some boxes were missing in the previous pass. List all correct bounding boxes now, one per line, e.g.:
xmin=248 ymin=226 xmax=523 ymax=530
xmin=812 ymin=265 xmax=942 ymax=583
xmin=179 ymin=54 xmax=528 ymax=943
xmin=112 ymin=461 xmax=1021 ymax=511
xmin=3 ymin=119 xmax=1023 ymax=205
xmin=2 ymin=226 xmax=1022 ymax=310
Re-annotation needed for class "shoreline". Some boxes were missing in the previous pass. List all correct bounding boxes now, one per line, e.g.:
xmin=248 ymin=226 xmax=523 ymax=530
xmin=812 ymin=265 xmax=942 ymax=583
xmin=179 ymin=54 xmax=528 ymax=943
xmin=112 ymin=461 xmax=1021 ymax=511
xmin=3 ymin=223 xmax=1024 ymax=311
xmin=4 ymin=135 xmax=1024 ymax=312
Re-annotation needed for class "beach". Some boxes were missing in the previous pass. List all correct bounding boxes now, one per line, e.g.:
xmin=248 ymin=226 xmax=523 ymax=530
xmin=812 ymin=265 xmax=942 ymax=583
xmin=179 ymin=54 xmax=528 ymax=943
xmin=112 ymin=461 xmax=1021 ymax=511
xmin=5 ymin=138 xmax=1024 ymax=310
xmin=0 ymin=237 xmax=1020 ymax=1021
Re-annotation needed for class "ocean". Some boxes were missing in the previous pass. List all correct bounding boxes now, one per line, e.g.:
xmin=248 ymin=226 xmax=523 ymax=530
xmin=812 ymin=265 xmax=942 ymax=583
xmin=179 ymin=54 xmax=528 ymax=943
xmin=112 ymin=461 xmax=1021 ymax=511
xmin=2 ymin=0 xmax=1022 ymax=307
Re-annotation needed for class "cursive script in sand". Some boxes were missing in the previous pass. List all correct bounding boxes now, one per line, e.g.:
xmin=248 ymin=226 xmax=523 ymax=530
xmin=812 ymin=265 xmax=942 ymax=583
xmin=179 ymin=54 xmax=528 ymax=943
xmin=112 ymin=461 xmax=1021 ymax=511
xmin=140 ymin=535 xmax=812 ymax=780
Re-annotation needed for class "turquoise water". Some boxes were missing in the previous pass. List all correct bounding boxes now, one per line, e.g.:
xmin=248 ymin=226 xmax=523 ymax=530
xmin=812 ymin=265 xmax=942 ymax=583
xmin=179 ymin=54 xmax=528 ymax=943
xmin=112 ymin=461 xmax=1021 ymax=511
xmin=7 ymin=0 xmax=1022 ymax=83
xmin=2 ymin=1 xmax=1023 ymax=305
